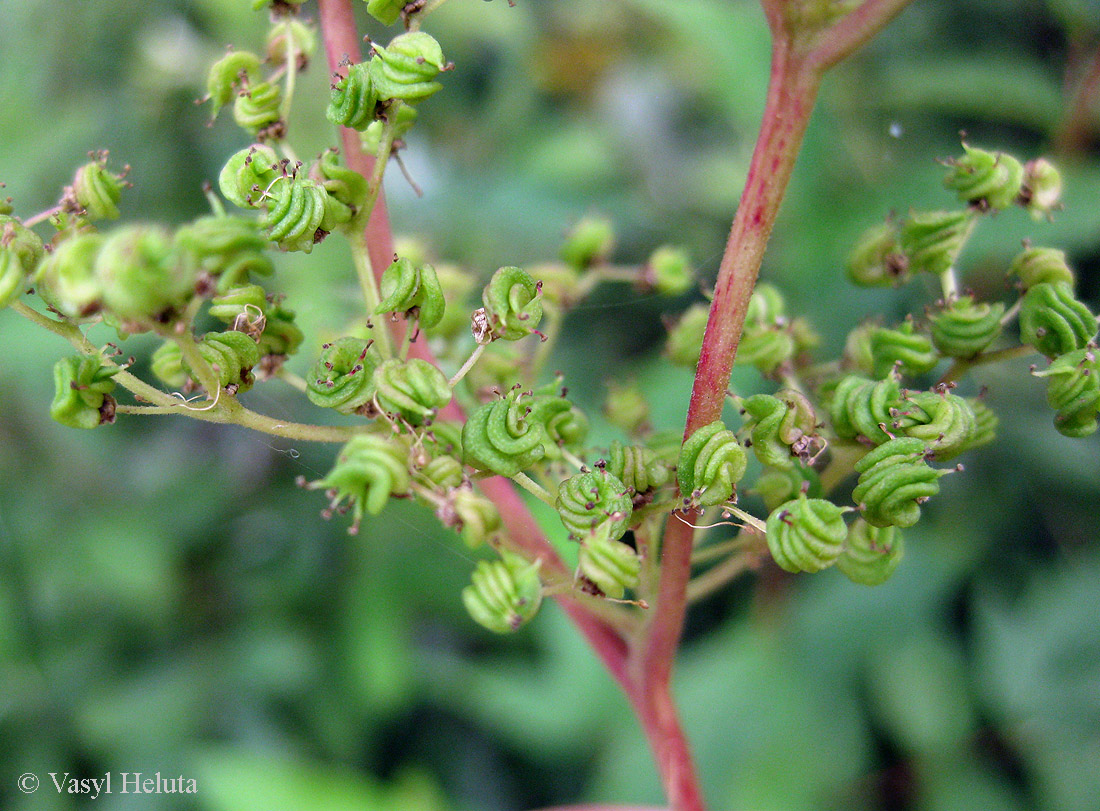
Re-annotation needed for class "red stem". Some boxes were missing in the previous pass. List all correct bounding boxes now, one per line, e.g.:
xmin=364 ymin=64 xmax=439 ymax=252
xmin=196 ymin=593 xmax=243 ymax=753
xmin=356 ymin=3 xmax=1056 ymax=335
xmin=1056 ymin=37 xmax=1100 ymax=153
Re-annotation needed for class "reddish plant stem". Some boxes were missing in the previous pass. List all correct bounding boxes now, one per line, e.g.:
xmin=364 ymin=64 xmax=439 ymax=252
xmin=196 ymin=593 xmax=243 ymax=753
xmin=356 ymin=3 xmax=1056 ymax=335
xmin=316 ymin=0 xmax=395 ymax=274
xmin=1056 ymin=37 xmax=1100 ymax=154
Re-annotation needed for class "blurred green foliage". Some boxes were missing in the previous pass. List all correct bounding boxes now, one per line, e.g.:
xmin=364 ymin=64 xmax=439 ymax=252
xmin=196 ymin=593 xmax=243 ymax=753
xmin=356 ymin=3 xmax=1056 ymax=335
xmin=1 ymin=0 xmax=1099 ymax=809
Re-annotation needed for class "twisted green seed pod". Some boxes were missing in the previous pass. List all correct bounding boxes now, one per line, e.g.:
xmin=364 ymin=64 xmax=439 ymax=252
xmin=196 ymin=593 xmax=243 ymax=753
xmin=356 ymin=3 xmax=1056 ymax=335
xmin=852 ymin=436 xmax=943 ymax=528
xmin=444 ymin=486 xmax=502 ymax=548
xmin=1019 ymin=282 xmax=1097 ymax=358
xmin=665 ymin=303 xmax=709 ymax=368
xmin=266 ymin=19 xmax=317 ymax=69
xmin=645 ymin=245 xmax=693 ymax=295
xmin=360 ymin=104 xmax=418 ymax=154
xmin=375 ymin=257 xmax=446 ymax=329
xmin=372 ymin=358 xmax=452 ymax=425
xmin=418 ymin=455 xmax=464 ymax=491
xmin=366 ymin=0 xmax=404 ymax=25
xmin=847 ymin=221 xmax=909 ymax=287
xmin=50 ymin=355 xmax=118 ymax=429
xmin=836 ymin=519 xmax=903 ymax=586
xmin=765 ymin=494 xmax=847 ymax=574
xmin=892 ymin=390 xmax=976 ymax=461
xmin=206 ymin=50 xmax=262 ymax=117
xmin=556 ymin=468 xmax=632 ymax=540
xmin=422 ymin=262 xmax=474 ymax=339
xmin=750 ymin=465 xmax=822 ymax=513
xmin=208 ymin=283 xmax=267 ymax=324
xmin=1021 ymin=158 xmax=1062 ymax=220
xmin=369 ymin=32 xmax=447 ymax=103
xmin=67 ymin=155 xmax=128 ymax=221
xmin=462 ymin=552 xmax=542 ymax=634
xmin=943 ymin=143 xmax=1024 ymax=210
xmin=306 ymin=337 xmax=384 ymax=413
xmin=261 ymin=176 xmax=327 ymax=252
xmin=560 ymin=216 xmax=615 ymax=269
xmin=175 ymin=215 xmax=273 ymax=293
xmin=233 ymin=80 xmax=284 ymax=138
xmin=929 ymin=296 xmax=1004 ymax=358
xmin=150 ymin=341 xmax=187 ymax=388
xmin=462 ymin=386 xmax=572 ymax=476
xmin=257 ymin=299 xmax=303 ymax=359
xmin=326 ymin=61 xmax=377 ymax=131
xmin=956 ymin=397 xmax=998 ymax=452
xmin=736 ymin=323 xmax=797 ymax=374
xmin=482 ymin=266 xmax=543 ymax=341
xmin=739 ymin=390 xmax=822 ymax=469
xmin=899 ymin=210 xmax=973 ymax=276
xmin=0 ymin=216 xmax=44 ymax=308
xmin=677 ymin=420 xmax=748 ymax=506
xmin=309 ymin=433 xmax=410 ymax=531
xmin=870 ymin=320 xmax=938 ymax=378
xmin=196 ymin=330 xmax=262 ymax=391
xmin=577 ymin=523 xmax=641 ymax=600
xmin=605 ymin=442 xmax=670 ymax=497
xmin=827 ymin=374 xmax=903 ymax=445
xmin=219 ymin=145 xmax=281 ymax=208
xmin=1008 ymin=247 xmax=1074 ymax=289
xmin=95 ymin=224 xmax=195 ymax=326
xmin=1033 ymin=347 xmax=1100 ymax=438
xmin=310 ymin=148 xmax=368 ymax=216
xmin=545 ymin=405 xmax=589 ymax=456
xmin=842 ymin=321 xmax=877 ymax=375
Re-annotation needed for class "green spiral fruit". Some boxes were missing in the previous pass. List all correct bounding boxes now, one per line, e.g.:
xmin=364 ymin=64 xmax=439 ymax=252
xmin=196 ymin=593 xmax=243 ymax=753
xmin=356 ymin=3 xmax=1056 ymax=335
xmin=736 ymin=323 xmax=797 ymax=374
xmin=422 ymin=262 xmax=474 ymax=339
xmin=750 ymin=464 xmax=822 ymax=513
xmin=746 ymin=282 xmax=786 ymax=323
xmin=577 ymin=523 xmax=641 ymax=600
xmin=417 ymin=454 xmax=464 ymax=491
xmin=175 ymin=215 xmax=273 ymax=293
xmin=665 ymin=303 xmax=709 ymax=368
xmin=1021 ymin=158 xmax=1062 ymax=219
xmin=310 ymin=148 xmax=368 ymax=217
xmin=852 ymin=436 xmax=943 ymax=528
xmin=929 ymin=296 xmax=1005 ymax=358
xmin=372 ymin=358 xmax=452 ymax=425
xmin=327 ymin=61 xmax=377 ymax=131
xmin=847 ymin=221 xmax=909 ymax=287
xmin=375 ymin=257 xmax=446 ymax=329
xmin=545 ymin=404 xmax=589 ymax=456
xmin=556 ymin=468 xmax=632 ymax=540
xmin=219 ymin=144 xmax=281 ymax=208
xmin=677 ymin=420 xmax=748 ymax=506
xmin=482 ymin=266 xmax=543 ymax=341
xmin=261 ymin=176 xmax=328 ymax=252
xmin=765 ymin=494 xmax=847 ymax=574
xmin=560 ymin=216 xmax=615 ymax=269
xmin=0 ymin=216 xmax=44 ymax=308
xmin=462 ymin=552 xmax=542 ymax=634
xmin=197 ymin=330 xmax=262 ymax=391
xmin=870 ymin=320 xmax=938 ymax=378
xmin=605 ymin=442 xmax=670 ymax=497
xmin=899 ymin=210 xmax=973 ymax=276
xmin=836 ymin=519 xmax=903 ymax=586
xmin=956 ymin=397 xmax=998 ymax=452
xmin=739 ymin=390 xmax=821 ymax=469
xmin=360 ymin=104 xmax=418 ymax=153
xmin=646 ymin=245 xmax=693 ymax=295
xmin=150 ymin=341 xmax=187 ymax=388
xmin=446 ymin=486 xmax=502 ymax=548
xmin=50 ymin=355 xmax=118 ymax=429
xmin=306 ymin=337 xmax=384 ymax=413
xmin=310 ymin=433 xmax=410 ymax=530
xmin=68 ymin=155 xmax=128 ymax=221
xmin=365 ymin=0 xmax=405 ymax=25
xmin=842 ymin=321 xmax=877 ymax=375
xmin=207 ymin=283 xmax=267 ymax=324
xmin=892 ymin=390 xmax=975 ymax=461
xmin=206 ymin=50 xmax=262 ymax=117
xmin=1008 ymin=247 xmax=1074 ymax=289
xmin=369 ymin=32 xmax=447 ymax=103
xmin=943 ymin=143 xmax=1024 ymax=211
xmin=258 ymin=299 xmax=303 ymax=360
xmin=233 ymin=80 xmax=284 ymax=138
xmin=827 ymin=374 xmax=903 ymax=445
xmin=425 ymin=419 xmax=464 ymax=458
xmin=462 ymin=386 xmax=572 ymax=476
xmin=1034 ymin=348 xmax=1100 ymax=438
xmin=94 ymin=224 xmax=195 ymax=326
xmin=1019 ymin=282 xmax=1097 ymax=358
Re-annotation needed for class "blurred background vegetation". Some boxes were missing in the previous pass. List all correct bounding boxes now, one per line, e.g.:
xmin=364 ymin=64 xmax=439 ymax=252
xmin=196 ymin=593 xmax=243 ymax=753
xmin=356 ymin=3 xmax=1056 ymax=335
xmin=2 ymin=0 xmax=1099 ymax=809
